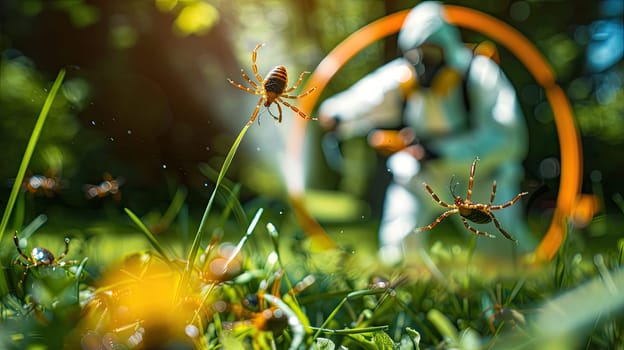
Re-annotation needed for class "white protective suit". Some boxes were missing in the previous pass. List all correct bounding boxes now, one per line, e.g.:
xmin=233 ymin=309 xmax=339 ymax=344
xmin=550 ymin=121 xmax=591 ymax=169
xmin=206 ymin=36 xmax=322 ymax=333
xmin=319 ymin=2 xmax=532 ymax=263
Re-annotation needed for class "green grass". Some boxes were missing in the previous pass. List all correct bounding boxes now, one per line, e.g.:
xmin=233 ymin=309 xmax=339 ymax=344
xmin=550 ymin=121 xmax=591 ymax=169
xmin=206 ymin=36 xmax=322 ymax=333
xmin=1 ymin=71 xmax=624 ymax=350
xmin=0 ymin=69 xmax=66 ymax=296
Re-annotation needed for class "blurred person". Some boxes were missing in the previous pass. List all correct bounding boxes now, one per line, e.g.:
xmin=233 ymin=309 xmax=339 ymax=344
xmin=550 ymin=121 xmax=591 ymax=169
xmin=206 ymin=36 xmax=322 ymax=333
xmin=319 ymin=2 xmax=531 ymax=264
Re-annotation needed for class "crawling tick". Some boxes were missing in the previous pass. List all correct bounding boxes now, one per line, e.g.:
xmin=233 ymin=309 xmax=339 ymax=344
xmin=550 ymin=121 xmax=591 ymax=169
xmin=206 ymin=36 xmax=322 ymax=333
xmin=13 ymin=232 xmax=78 ymax=285
xmin=416 ymin=157 xmax=528 ymax=241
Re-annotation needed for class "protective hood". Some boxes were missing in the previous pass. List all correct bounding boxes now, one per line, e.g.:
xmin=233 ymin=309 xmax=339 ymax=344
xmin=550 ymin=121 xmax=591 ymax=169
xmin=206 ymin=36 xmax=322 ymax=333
xmin=398 ymin=2 xmax=472 ymax=73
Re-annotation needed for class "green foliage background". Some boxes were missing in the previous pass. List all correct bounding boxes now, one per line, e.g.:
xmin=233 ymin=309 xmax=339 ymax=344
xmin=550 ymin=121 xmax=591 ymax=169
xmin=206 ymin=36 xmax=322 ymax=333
xmin=0 ymin=0 xmax=622 ymax=349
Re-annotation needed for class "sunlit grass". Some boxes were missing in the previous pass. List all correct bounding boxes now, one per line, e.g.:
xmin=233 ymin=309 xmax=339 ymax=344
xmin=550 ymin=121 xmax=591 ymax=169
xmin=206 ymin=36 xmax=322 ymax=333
xmin=3 ymin=181 xmax=624 ymax=349
xmin=182 ymin=119 xmax=254 ymax=296
xmin=0 ymin=69 xmax=66 ymax=296
xmin=1 ymin=69 xmax=623 ymax=350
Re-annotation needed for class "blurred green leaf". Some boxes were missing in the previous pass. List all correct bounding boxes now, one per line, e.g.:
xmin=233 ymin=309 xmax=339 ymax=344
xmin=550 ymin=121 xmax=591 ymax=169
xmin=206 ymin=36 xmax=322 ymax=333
xmin=312 ymin=338 xmax=336 ymax=350
xmin=155 ymin=0 xmax=178 ymax=12
xmin=405 ymin=327 xmax=421 ymax=350
xmin=427 ymin=309 xmax=459 ymax=345
xmin=0 ymin=68 xmax=65 ymax=295
xmin=373 ymin=331 xmax=395 ymax=350
xmin=174 ymin=1 xmax=219 ymax=36
xmin=124 ymin=207 xmax=171 ymax=262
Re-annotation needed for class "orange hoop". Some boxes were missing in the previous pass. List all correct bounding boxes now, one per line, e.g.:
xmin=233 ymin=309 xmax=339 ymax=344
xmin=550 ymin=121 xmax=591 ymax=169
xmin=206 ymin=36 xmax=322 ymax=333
xmin=288 ymin=5 xmax=583 ymax=261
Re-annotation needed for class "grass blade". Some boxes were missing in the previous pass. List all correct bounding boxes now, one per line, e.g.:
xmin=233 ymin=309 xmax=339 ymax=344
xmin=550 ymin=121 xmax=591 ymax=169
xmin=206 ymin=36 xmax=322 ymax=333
xmin=223 ymin=207 xmax=263 ymax=272
xmin=310 ymin=325 xmax=390 ymax=335
xmin=181 ymin=119 xmax=254 ymax=293
xmin=198 ymin=163 xmax=248 ymax=227
xmin=124 ymin=207 xmax=171 ymax=262
xmin=156 ymin=186 xmax=188 ymax=233
xmin=0 ymin=68 xmax=66 ymax=295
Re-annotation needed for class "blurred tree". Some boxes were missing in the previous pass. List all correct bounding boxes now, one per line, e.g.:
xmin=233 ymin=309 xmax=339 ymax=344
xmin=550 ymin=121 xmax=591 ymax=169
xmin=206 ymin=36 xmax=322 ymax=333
xmin=0 ymin=0 xmax=240 ymax=193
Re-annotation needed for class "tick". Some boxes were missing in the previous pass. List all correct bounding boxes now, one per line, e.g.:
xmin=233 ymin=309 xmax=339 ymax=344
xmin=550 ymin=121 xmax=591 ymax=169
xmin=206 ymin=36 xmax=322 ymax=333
xmin=13 ymin=232 xmax=78 ymax=285
xmin=417 ymin=157 xmax=528 ymax=241
xmin=227 ymin=43 xmax=317 ymax=123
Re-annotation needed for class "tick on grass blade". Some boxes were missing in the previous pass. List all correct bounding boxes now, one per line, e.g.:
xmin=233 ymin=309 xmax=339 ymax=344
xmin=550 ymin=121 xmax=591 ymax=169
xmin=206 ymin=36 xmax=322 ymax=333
xmin=13 ymin=232 xmax=78 ymax=285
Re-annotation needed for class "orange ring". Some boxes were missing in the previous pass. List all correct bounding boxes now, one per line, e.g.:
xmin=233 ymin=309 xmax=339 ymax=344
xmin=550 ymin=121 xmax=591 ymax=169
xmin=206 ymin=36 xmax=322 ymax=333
xmin=288 ymin=5 xmax=583 ymax=260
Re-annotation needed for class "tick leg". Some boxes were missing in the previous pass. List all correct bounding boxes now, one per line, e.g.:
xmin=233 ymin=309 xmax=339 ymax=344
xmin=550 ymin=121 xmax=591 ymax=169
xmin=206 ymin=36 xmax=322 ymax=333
xmin=423 ymin=183 xmax=453 ymax=208
xmin=283 ymin=71 xmax=310 ymax=93
xmin=227 ymin=79 xmax=261 ymax=95
xmin=241 ymin=69 xmax=259 ymax=89
xmin=19 ymin=268 xmax=32 ymax=286
xmin=461 ymin=217 xmax=495 ymax=238
xmin=490 ymin=191 xmax=529 ymax=210
xmin=276 ymin=103 xmax=283 ymax=123
xmin=416 ymin=209 xmax=458 ymax=232
xmin=249 ymin=98 xmax=265 ymax=123
xmin=57 ymin=237 xmax=70 ymax=261
xmin=281 ymin=86 xmax=317 ymax=100
xmin=266 ymin=102 xmax=283 ymax=123
xmin=490 ymin=214 xmax=517 ymax=242
xmin=276 ymin=98 xmax=316 ymax=120
xmin=13 ymin=232 xmax=31 ymax=261
xmin=467 ymin=157 xmax=479 ymax=202
xmin=251 ymin=43 xmax=265 ymax=82
xmin=13 ymin=259 xmax=29 ymax=267
xmin=271 ymin=270 xmax=284 ymax=297
xmin=489 ymin=181 xmax=497 ymax=206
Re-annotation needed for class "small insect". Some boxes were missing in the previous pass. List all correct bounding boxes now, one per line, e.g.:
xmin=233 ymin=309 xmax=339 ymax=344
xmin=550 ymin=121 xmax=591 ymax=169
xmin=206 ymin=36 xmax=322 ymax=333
xmin=84 ymin=173 xmax=124 ymax=200
xmin=13 ymin=232 xmax=78 ymax=285
xmin=22 ymin=173 xmax=62 ymax=197
xmin=228 ymin=43 xmax=317 ymax=123
xmin=417 ymin=157 xmax=528 ymax=241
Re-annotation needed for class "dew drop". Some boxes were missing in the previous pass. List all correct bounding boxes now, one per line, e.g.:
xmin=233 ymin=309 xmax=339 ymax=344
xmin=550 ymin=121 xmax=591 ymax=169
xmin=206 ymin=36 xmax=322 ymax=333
xmin=162 ymin=164 xmax=167 ymax=169
xmin=213 ymin=300 xmax=227 ymax=312
xmin=127 ymin=129 xmax=132 ymax=135
xmin=185 ymin=324 xmax=199 ymax=338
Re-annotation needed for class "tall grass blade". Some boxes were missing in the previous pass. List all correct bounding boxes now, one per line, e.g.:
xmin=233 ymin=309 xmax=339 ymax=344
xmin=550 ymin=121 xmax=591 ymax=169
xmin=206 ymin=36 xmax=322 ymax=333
xmin=217 ymin=183 xmax=246 ymax=228
xmin=198 ymin=163 xmax=248 ymax=227
xmin=0 ymin=68 xmax=66 ymax=295
xmin=124 ymin=207 xmax=171 ymax=262
xmin=181 ymin=120 xmax=253 ymax=292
